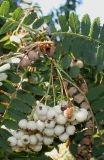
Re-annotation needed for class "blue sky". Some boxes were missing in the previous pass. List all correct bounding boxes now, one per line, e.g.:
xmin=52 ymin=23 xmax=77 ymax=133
xmin=22 ymin=0 xmax=104 ymax=24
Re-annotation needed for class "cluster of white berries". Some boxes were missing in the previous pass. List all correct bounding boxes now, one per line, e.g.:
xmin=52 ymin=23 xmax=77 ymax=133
xmin=7 ymin=100 xmax=88 ymax=153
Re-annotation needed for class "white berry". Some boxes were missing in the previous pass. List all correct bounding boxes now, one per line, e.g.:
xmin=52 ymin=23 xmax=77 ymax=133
xmin=36 ymin=120 xmax=45 ymax=131
xmin=36 ymin=103 xmax=48 ymax=116
xmin=21 ymin=135 xmax=30 ymax=145
xmin=66 ymin=125 xmax=76 ymax=135
xmin=47 ymin=108 xmax=56 ymax=119
xmin=17 ymin=139 xmax=24 ymax=147
xmin=77 ymin=60 xmax=83 ymax=68
xmin=54 ymin=125 xmax=65 ymax=136
xmin=38 ymin=115 xmax=47 ymax=121
xmin=44 ymin=128 xmax=54 ymax=136
xmin=30 ymin=144 xmax=42 ymax=152
xmin=18 ymin=119 xmax=27 ymax=129
xmin=70 ymin=59 xmax=83 ymax=68
xmin=36 ymin=133 xmax=43 ymax=142
xmin=34 ymin=144 xmax=42 ymax=152
xmin=56 ymin=114 xmax=67 ymax=125
xmin=75 ymin=108 xmax=88 ymax=122
xmin=54 ymin=105 xmax=62 ymax=114
xmin=8 ymin=136 xmax=17 ymax=146
xmin=30 ymin=135 xmax=37 ymax=145
xmin=59 ymin=133 xmax=69 ymax=142
xmin=16 ymin=131 xmax=25 ymax=139
xmin=45 ymin=120 xmax=55 ymax=128
xmin=80 ymin=108 xmax=88 ymax=115
xmin=43 ymin=136 xmax=53 ymax=145
xmin=33 ymin=113 xmax=39 ymax=121
xmin=27 ymin=121 xmax=36 ymax=130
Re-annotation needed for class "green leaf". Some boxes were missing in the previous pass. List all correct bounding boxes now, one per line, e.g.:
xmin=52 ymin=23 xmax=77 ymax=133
xmin=22 ymin=82 xmax=33 ymax=92
xmin=70 ymin=36 xmax=97 ymax=66
xmin=3 ymin=119 xmax=18 ymax=130
xmin=0 ymin=1 xmax=10 ymax=17
xmin=0 ymin=136 xmax=10 ymax=150
xmin=90 ymin=17 xmax=100 ymax=39
xmin=59 ymin=15 xmax=69 ymax=32
xmin=33 ymin=86 xmax=45 ymax=96
xmin=62 ymin=35 xmax=71 ymax=53
xmin=69 ymin=13 xmax=80 ymax=33
xmin=0 ymin=130 xmax=11 ymax=151
xmin=7 ymin=108 xmax=26 ymax=121
xmin=10 ymin=99 xmax=32 ymax=113
xmin=0 ymin=21 xmax=18 ymax=35
xmin=3 ymin=40 xmax=17 ymax=51
xmin=68 ymin=35 xmax=84 ymax=58
xmin=96 ymin=46 xmax=104 ymax=70
xmin=55 ymin=33 xmax=97 ymax=66
xmin=12 ymin=8 xmax=24 ymax=21
xmin=17 ymin=90 xmax=36 ymax=106
xmin=81 ymin=14 xmax=91 ymax=36
xmin=50 ymin=22 xmax=57 ymax=32
xmin=70 ymin=144 xmax=77 ymax=156
xmin=93 ymin=145 xmax=104 ymax=157
xmin=33 ymin=17 xmax=44 ymax=29
xmin=44 ymin=15 xmax=52 ymax=23
xmin=95 ymin=111 xmax=104 ymax=122
xmin=7 ymin=72 xmax=21 ymax=83
xmin=0 ymin=35 xmax=10 ymax=42
xmin=0 ymin=128 xmax=11 ymax=140
xmin=0 ymin=93 xmax=10 ymax=102
xmin=92 ymin=98 xmax=104 ymax=112
xmin=74 ymin=132 xmax=84 ymax=142
xmin=99 ymin=24 xmax=104 ymax=43
xmin=69 ymin=66 xmax=80 ymax=78
xmin=0 ymin=104 xmax=5 ymax=113
xmin=94 ymin=137 xmax=102 ymax=146
xmin=30 ymin=155 xmax=49 ymax=160
xmin=23 ymin=12 xmax=37 ymax=25
xmin=22 ymin=82 xmax=45 ymax=96
xmin=61 ymin=54 xmax=71 ymax=69
xmin=87 ymin=85 xmax=104 ymax=101
xmin=1 ymin=82 xmax=16 ymax=94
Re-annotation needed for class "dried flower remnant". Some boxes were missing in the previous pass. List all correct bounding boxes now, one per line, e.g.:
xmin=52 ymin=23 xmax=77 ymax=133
xmin=18 ymin=41 xmax=55 ymax=69
xmin=45 ymin=142 xmax=75 ymax=160
xmin=39 ymin=41 xmax=55 ymax=57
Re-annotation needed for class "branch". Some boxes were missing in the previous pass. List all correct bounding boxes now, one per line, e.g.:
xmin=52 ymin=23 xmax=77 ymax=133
xmin=52 ymin=32 xmax=104 ymax=46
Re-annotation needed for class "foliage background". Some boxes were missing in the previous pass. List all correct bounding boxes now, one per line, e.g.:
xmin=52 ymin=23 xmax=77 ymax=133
xmin=0 ymin=0 xmax=104 ymax=159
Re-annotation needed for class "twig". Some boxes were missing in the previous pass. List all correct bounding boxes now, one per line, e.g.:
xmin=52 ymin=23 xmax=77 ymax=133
xmin=51 ymin=63 xmax=56 ymax=106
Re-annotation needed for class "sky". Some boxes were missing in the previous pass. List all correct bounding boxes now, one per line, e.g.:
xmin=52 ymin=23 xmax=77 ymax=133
xmin=76 ymin=0 xmax=104 ymax=25
xmin=22 ymin=0 xmax=104 ymax=24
